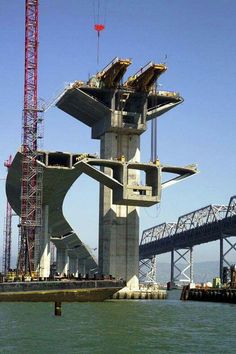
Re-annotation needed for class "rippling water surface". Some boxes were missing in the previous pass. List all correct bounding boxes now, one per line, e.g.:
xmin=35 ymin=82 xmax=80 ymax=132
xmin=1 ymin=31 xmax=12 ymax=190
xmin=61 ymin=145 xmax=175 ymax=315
xmin=0 ymin=291 xmax=235 ymax=354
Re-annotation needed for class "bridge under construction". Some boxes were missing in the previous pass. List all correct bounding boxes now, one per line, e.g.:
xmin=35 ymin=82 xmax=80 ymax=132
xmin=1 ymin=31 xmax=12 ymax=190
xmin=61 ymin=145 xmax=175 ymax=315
xmin=6 ymin=57 xmax=197 ymax=289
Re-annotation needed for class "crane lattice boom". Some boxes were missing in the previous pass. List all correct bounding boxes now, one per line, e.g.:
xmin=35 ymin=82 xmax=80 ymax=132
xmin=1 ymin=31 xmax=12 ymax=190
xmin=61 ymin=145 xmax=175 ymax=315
xmin=18 ymin=0 xmax=43 ymax=275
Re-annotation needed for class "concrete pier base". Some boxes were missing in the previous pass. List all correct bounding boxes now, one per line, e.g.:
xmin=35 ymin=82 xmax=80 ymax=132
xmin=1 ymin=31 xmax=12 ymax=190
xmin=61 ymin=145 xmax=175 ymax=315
xmin=113 ymin=284 xmax=167 ymax=300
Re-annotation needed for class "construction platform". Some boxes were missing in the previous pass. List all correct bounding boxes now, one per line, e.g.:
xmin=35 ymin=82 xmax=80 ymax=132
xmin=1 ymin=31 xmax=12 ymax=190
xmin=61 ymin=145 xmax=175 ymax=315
xmin=113 ymin=284 xmax=167 ymax=300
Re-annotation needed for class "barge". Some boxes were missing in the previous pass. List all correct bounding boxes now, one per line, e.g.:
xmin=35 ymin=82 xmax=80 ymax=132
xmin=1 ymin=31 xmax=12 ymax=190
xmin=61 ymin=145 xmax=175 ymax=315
xmin=0 ymin=279 xmax=125 ymax=302
xmin=181 ymin=284 xmax=236 ymax=303
xmin=181 ymin=264 xmax=236 ymax=304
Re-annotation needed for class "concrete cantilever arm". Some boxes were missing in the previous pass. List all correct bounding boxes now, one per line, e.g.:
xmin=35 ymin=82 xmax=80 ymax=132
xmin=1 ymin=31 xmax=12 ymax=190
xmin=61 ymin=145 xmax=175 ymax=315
xmin=146 ymin=100 xmax=183 ymax=120
xmin=6 ymin=151 xmax=98 ymax=272
xmin=161 ymin=164 xmax=198 ymax=189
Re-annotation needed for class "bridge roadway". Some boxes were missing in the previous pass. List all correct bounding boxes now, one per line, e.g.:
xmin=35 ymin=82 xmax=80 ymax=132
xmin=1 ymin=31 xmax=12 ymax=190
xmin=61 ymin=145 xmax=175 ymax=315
xmin=139 ymin=196 xmax=236 ymax=259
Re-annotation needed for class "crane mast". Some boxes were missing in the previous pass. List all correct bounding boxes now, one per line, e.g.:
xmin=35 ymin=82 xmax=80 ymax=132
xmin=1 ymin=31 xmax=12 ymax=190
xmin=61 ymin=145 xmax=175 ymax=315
xmin=18 ymin=0 xmax=43 ymax=276
xmin=2 ymin=156 xmax=13 ymax=275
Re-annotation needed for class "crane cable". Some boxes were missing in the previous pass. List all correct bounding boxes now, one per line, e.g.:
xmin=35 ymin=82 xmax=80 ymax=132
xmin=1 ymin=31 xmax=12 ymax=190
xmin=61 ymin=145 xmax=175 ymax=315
xmin=93 ymin=0 xmax=106 ymax=64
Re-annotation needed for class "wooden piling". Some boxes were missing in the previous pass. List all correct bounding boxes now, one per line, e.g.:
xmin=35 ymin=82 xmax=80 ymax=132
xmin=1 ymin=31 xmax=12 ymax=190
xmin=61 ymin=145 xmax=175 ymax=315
xmin=54 ymin=302 xmax=62 ymax=316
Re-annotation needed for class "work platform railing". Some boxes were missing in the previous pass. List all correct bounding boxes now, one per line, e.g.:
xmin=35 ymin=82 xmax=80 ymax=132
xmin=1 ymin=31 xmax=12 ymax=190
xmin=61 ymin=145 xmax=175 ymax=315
xmin=139 ymin=195 xmax=236 ymax=285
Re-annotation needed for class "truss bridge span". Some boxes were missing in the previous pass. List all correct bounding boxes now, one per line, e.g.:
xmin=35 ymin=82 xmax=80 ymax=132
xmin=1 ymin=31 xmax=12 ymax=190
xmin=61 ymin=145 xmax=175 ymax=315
xmin=139 ymin=196 xmax=236 ymax=284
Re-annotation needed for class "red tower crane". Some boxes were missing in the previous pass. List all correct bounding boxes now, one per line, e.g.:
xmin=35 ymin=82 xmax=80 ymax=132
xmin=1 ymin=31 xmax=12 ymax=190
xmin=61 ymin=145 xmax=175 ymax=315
xmin=2 ymin=156 xmax=13 ymax=275
xmin=17 ymin=0 xmax=43 ymax=276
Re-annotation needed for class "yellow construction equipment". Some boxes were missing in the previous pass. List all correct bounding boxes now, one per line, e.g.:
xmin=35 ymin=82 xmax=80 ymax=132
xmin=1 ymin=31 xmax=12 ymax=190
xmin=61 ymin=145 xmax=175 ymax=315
xmin=96 ymin=57 xmax=132 ymax=88
xmin=124 ymin=62 xmax=167 ymax=92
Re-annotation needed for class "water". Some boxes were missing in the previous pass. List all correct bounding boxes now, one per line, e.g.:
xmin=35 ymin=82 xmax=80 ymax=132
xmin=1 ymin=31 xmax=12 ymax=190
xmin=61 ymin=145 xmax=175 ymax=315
xmin=0 ymin=291 xmax=235 ymax=354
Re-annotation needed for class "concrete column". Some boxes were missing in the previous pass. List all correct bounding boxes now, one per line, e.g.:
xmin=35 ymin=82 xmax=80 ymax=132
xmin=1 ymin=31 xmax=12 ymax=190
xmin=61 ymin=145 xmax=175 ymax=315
xmin=78 ymin=259 xmax=86 ymax=276
xmin=39 ymin=205 xmax=50 ymax=278
xmin=69 ymin=256 xmax=78 ymax=277
xmin=190 ymin=247 xmax=193 ymax=283
xmin=99 ymin=132 xmax=140 ymax=289
xmin=170 ymin=249 xmax=174 ymax=285
xmin=56 ymin=248 xmax=68 ymax=275
xmin=220 ymin=236 xmax=223 ymax=281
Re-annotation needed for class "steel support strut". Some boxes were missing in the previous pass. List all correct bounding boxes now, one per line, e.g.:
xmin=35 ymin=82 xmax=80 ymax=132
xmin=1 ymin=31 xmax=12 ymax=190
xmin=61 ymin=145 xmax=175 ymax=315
xmin=170 ymin=247 xmax=193 ymax=286
xmin=220 ymin=234 xmax=236 ymax=281
xmin=139 ymin=256 xmax=157 ymax=283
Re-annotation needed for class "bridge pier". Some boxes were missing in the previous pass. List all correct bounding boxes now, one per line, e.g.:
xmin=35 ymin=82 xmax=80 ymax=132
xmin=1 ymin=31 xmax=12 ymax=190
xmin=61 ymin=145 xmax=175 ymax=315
xmin=139 ymin=256 xmax=157 ymax=283
xmin=56 ymin=247 xmax=69 ymax=276
xmin=220 ymin=234 xmax=236 ymax=282
xmin=54 ymin=58 xmax=195 ymax=287
xmin=38 ymin=205 xmax=51 ymax=278
xmin=170 ymin=248 xmax=193 ymax=287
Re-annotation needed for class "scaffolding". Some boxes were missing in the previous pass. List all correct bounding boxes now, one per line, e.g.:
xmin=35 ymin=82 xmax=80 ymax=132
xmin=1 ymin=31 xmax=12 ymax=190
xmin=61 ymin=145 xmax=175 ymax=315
xmin=2 ymin=156 xmax=13 ymax=275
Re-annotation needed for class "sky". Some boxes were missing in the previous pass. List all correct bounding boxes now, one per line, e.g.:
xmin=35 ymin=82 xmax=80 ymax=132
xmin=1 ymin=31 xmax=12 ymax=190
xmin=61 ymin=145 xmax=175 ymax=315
xmin=0 ymin=0 xmax=236 ymax=268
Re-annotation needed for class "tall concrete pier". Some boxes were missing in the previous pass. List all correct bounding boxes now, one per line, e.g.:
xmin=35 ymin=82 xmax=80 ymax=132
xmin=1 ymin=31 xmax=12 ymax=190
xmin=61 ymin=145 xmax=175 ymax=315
xmin=99 ymin=133 xmax=140 ymax=288
xmin=56 ymin=57 xmax=195 ymax=288
xmin=6 ymin=58 xmax=197 ymax=285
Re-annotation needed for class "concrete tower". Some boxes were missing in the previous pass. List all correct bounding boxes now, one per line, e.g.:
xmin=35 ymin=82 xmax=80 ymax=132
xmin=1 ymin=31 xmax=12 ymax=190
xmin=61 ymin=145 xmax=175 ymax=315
xmin=56 ymin=58 xmax=195 ymax=288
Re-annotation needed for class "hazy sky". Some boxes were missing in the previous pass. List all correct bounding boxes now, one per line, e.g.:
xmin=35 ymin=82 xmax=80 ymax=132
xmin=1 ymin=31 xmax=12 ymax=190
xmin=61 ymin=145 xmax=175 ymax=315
xmin=0 ymin=0 xmax=235 ymax=267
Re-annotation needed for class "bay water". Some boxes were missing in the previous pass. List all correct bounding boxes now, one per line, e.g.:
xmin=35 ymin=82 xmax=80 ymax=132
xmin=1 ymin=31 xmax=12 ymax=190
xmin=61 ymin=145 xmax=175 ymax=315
xmin=0 ymin=291 xmax=235 ymax=354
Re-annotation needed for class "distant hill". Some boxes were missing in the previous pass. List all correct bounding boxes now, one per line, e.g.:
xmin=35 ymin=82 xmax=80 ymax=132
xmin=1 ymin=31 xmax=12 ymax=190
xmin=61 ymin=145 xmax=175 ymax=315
xmin=156 ymin=261 xmax=235 ymax=284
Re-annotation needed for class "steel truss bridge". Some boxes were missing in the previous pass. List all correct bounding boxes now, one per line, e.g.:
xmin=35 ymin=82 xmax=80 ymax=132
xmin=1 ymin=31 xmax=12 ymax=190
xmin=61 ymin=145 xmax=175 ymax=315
xmin=139 ymin=195 xmax=236 ymax=285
